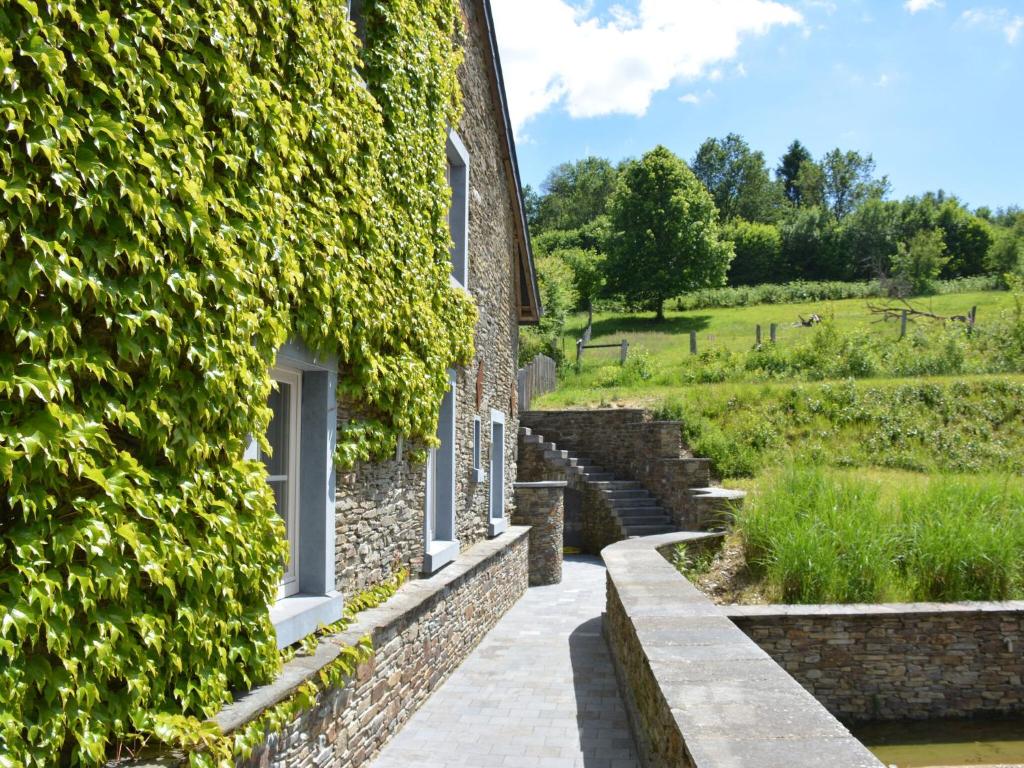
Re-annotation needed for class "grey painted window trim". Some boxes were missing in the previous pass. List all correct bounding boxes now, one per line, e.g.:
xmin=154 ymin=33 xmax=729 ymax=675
xmin=424 ymin=369 xmax=459 ymax=573
xmin=346 ymin=0 xmax=366 ymax=43
xmin=471 ymin=415 xmax=484 ymax=484
xmin=250 ymin=340 xmax=343 ymax=648
xmin=447 ymin=129 xmax=470 ymax=290
xmin=488 ymin=409 xmax=507 ymax=538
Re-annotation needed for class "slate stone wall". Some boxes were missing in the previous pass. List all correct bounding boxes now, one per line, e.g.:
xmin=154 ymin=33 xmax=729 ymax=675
xmin=237 ymin=529 xmax=530 ymax=768
xmin=519 ymin=410 xmax=715 ymax=530
xmin=603 ymin=533 xmax=884 ymax=768
xmin=728 ymin=603 xmax=1024 ymax=723
xmin=511 ymin=482 xmax=565 ymax=585
xmin=333 ymin=0 xmax=526 ymax=597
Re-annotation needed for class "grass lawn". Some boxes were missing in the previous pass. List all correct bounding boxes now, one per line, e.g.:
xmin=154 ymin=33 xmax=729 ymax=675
xmin=564 ymin=290 xmax=1013 ymax=358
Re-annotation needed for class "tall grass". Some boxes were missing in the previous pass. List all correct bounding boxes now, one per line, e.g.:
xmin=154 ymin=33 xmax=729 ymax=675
xmin=738 ymin=466 xmax=1024 ymax=604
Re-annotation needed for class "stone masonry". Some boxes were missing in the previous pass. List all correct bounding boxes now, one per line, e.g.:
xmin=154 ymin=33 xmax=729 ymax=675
xmin=229 ymin=529 xmax=529 ymax=768
xmin=603 ymin=533 xmax=884 ymax=768
xmin=511 ymin=481 xmax=565 ymax=585
xmin=728 ymin=602 xmax=1024 ymax=723
xmin=520 ymin=409 xmax=743 ymax=532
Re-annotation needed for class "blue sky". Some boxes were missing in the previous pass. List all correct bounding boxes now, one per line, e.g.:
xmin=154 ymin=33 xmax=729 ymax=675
xmin=491 ymin=0 xmax=1024 ymax=211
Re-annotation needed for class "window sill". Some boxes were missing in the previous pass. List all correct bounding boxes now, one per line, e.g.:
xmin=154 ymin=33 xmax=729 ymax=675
xmin=424 ymin=539 xmax=460 ymax=574
xmin=270 ymin=591 xmax=344 ymax=649
xmin=449 ymin=274 xmax=471 ymax=295
xmin=488 ymin=518 xmax=508 ymax=538
xmin=471 ymin=467 xmax=485 ymax=484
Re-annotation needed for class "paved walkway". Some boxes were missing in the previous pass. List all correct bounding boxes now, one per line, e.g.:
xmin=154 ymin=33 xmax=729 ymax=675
xmin=369 ymin=556 xmax=640 ymax=768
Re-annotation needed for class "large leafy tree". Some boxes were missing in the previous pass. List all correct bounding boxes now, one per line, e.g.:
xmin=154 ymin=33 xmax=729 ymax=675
xmin=820 ymin=149 xmax=889 ymax=220
xmin=605 ymin=146 xmax=733 ymax=320
xmin=535 ymin=156 xmax=619 ymax=232
xmin=691 ymin=133 xmax=784 ymax=223
xmin=777 ymin=140 xmax=813 ymax=205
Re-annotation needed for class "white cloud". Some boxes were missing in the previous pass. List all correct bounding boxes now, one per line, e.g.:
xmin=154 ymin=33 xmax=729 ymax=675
xmin=905 ymin=0 xmax=941 ymax=13
xmin=876 ymin=73 xmax=891 ymax=87
xmin=961 ymin=7 xmax=1024 ymax=43
xmin=679 ymin=93 xmax=702 ymax=104
xmin=491 ymin=0 xmax=803 ymax=131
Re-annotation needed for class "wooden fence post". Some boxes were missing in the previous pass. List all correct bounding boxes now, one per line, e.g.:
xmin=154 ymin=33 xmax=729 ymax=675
xmin=689 ymin=330 xmax=698 ymax=355
xmin=620 ymin=339 xmax=629 ymax=364
xmin=770 ymin=323 xmax=777 ymax=344
xmin=576 ymin=338 xmax=584 ymax=366
xmin=756 ymin=324 xmax=762 ymax=346
xmin=900 ymin=310 xmax=908 ymax=339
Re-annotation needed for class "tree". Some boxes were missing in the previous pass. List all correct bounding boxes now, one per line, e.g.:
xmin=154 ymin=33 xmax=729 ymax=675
xmin=518 ymin=254 xmax=576 ymax=365
xmin=723 ymin=220 xmax=784 ymax=286
xmin=820 ymin=149 xmax=889 ymax=220
xmin=793 ymin=159 xmax=826 ymax=209
xmin=891 ymin=228 xmax=949 ymax=295
xmin=777 ymin=140 xmax=813 ymax=205
xmin=534 ymin=156 xmax=619 ymax=232
xmin=559 ymin=248 xmax=606 ymax=326
xmin=839 ymin=198 xmax=901 ymax=279
xmin=605 ymin=146 xmax=733 ymax=320
xmin=691 ymin=133 xmax=784 ymax=223
xmin=780 ymin=205 xmax=843 ymax=280
xmin=522 ymin=184 xmax=541 ymax=230
xmin=986 ymin=228 xmax=1023 ymax=275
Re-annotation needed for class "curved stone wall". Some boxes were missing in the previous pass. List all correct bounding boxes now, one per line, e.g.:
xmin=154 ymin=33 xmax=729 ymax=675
xmin=602 ymin=533 xmax=883 ymax=768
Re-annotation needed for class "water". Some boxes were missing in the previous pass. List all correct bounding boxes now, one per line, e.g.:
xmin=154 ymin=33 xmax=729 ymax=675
xmin=854 ymin=717 xmax=1024 ymax=767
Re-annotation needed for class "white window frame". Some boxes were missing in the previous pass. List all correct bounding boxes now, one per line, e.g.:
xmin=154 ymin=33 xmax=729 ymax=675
xmin=471 ymin=415 xmax=484 ymax=484
xmin=424 ymin=370 xmax=459 ymax=573
xmin=488 ymin=409 xmax=507 ymax=537
xmin=446 ymin=129 xmax=470 ymax=290
xmin=267 ymin=367 xmax=302 ymax=599
xmin=247 ymin=340 xmax=343 ymax=648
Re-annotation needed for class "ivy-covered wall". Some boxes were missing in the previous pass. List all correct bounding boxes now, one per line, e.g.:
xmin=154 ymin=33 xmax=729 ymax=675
xmin=0 ymin=0 xmax=474 ymax=765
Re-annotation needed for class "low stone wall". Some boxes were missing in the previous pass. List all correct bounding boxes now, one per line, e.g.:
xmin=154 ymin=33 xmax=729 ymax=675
xmin=727 ymin=602 xmax=1024 ymax=724
xmin=130 ymin=528 xmax=529 ymax=768
xmin=512 ymin=481 xmax=565 ymax=585
xmin=603 ymin=533 xmax=883 ymax=768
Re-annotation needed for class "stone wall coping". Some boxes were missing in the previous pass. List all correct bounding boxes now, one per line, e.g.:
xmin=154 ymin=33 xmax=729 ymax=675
xmin=514 ymin=480 xmax=568 ymax=489
xmin=602 ymin=532 xmax=883 ymax=768
xmin=726 ymin=600 xmax=1024 ymax=618
xmin=521 ymin=408 xmax=647 ymax=416
xmin=215 ymin=526 xmax=531 ymax=734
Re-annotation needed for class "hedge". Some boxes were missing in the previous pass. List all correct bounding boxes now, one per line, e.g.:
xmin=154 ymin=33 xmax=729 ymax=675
xmin=0 ymin=0 xmax=473 ymax=764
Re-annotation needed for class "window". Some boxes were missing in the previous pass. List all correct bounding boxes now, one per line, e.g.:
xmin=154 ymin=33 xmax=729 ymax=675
xmin=488 ymin=410 xmax=507 ymax=537
xmin=471 ymin=416 xmax=484 ymax=483
xmin=446 ymin=130 xmax=470 ymax=289
xmin=248 ymin=340 xmax=343 ymax=648
xmin=262 ymin=368 xmax=302 ymax=598
xmin=424 ymin=370 xmax=459 ymax=573
xmin=346 ymin=0 xmax=366 ymax=43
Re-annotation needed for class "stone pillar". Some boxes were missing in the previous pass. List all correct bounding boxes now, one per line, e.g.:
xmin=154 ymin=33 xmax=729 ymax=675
xmin=512 ymin=481 xmax=566 ymax=586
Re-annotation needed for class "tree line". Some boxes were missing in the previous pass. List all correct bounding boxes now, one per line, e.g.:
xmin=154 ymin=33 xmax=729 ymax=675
xmin=519 ymin=137 xmax=1024 ymax=361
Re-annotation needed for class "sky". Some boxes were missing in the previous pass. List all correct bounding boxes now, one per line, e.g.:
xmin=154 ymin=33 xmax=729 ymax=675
xmin=490 ymin=0 xmax=1024 ymax=211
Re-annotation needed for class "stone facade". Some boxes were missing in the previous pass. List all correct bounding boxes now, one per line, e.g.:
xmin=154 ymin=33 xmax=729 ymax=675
xmin=603 ymin=533 xmax=884 ymax=768
xmin=511 ymin=481 xmax=565 ymax=585
xmin=728 ymin=602 xmax=1024 ymax=723
xmin=333 ymin=0 xmax=532 ymax=599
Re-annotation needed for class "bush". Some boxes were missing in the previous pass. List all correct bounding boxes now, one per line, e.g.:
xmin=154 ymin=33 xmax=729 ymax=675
xmin=724 ymin=220 xmax=784 ymax=286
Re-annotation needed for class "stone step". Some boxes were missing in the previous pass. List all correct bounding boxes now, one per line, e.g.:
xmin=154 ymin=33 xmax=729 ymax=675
xmin=604 ymin=489 xmax=652 ymax=500
xmin=618 ymin=515 xmax=671 ymax=527
xmin=625 ymin=525 xmax=676 ymax=536
xmin=543 ymin=448 xmax=569 ymax=461
xmin=614 ymin=505 xmax=668 ymax=516
xmin=609 ymin=496 xmax=661 ymax=508
xmin=689 ymin=487 xmax=747 ymax=502
xmin=583 ymin=472 xmax=616 ymax=482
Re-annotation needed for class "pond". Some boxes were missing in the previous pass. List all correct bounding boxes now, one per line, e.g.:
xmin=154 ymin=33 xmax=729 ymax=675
xmin=854 ymin=717 xmax=1024 ymax=767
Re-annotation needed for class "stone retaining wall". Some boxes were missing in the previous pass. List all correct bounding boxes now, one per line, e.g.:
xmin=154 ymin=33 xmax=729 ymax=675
xmin=727 ymin=603 xmax=1024 ymax=723
xmin=512 ymin=481 xmax=565 ymax=585
xmin=520 ymin=410 xmax=719 ymax=531
xmin=603 ymin=533 xmax=883 ymax=768
xmin=130 ymin=528 xmax=529 ymax=768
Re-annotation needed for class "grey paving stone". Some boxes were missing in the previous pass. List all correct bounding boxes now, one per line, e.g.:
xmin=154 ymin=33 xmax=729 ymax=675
xmin=369 ymin=556 xmax=641 ymax=768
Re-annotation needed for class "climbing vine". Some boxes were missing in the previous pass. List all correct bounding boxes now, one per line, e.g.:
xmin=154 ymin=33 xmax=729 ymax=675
xmin=0 ymin=0 xmax=471 ymax=764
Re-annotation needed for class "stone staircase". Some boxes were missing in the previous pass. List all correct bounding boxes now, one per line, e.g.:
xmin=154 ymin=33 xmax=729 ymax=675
xmin=521 ymin=426 xmax=740 ymax=539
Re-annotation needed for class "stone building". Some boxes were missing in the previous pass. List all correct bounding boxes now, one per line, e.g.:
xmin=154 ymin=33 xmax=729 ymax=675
xmin=264 ymin=0 xmax=540 ymax=651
